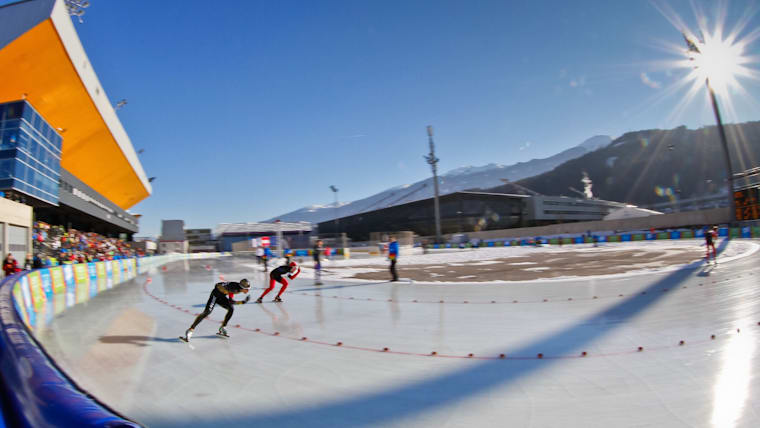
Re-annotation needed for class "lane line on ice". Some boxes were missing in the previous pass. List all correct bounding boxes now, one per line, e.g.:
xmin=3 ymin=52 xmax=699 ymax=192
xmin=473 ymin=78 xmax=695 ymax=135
xmin=141 ymin=276 xmax=760 ymax=361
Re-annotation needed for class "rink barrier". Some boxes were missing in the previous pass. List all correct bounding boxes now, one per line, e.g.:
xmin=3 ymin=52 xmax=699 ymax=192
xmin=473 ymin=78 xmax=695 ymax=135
xmin=0 ymin=252 xmax=228 ymax=427
xmin=425 ymin=226 xmax=760 ymax=249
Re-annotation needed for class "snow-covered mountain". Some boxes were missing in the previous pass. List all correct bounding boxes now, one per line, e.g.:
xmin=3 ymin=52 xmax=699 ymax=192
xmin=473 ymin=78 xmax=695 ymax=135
xmin=267 ymin=135 xmax=612 ymax=223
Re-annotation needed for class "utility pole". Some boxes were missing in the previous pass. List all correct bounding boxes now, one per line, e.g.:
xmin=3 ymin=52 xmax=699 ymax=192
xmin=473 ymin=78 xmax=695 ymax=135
xmin=424 ymin=126 xmax=442 ymax=243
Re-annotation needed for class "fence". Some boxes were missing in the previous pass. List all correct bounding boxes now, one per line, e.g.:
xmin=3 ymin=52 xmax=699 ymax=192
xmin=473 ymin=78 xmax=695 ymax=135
xmin=0 ymin=252 xmax=228 ymax=427
xmin=427 ymin=226 xmax=760 ymax=249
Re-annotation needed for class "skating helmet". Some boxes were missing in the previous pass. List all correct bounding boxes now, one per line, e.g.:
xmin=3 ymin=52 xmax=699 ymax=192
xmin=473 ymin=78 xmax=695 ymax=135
xmin=289 ymin=261 xmax=298 ymax=270
xmin=239 ymin=278 xmax=251 ymax=290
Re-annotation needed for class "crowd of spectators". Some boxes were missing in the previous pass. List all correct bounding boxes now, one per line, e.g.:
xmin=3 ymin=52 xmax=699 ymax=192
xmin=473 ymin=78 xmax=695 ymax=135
xmin=1 ymin=222 xmax=148 ymax=276
xmin=30 ymin=222 xmax=142 ymax=268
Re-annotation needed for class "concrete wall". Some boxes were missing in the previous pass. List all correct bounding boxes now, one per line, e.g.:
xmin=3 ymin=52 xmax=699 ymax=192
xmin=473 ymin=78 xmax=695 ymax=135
xmin=0 ymin=198 xmax=33 ymax=262
xmin=231 ymin=240 xmax=255 ymax=252
xmin=443 ymin=207 xmax=731 ymax=241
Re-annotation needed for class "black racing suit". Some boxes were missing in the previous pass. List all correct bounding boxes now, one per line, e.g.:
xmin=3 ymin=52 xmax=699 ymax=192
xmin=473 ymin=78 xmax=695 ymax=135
xmin=190 ymin=281 xmax=246 ymax=329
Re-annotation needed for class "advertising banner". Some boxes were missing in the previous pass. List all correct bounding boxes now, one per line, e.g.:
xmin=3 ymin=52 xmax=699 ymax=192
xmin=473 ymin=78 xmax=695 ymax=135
xmin=53 ymin=292 xmax=66 ymax=316
xmin=111 ymin=260 xmax=121 ymax=284
xmin=27 ymin=271 xmax=45 ymax=310
xmin=73 ymin=264 xmax=89 ymax=303
xmin=50 ymin=266 xmax=65 ymax=295
xmin=13 ymin=281 xmax=32 ymax=327
xmin=96 ymin=262 xmax=106 ymax=279
xmin=39 ymin=269 xmax=53 ymax=300
xmin=97 ymin=275 xmax=107 ymax=292
xmin=87 ymin=263 xmax=97 ymax=281
xmin=62 ymin=265 xmax=75 ymax=308
xmin=127 ymin=259 xmax=136 ymax=279
xmin=87 ymin=263 xmax=98 ymax=297
xmin=105 ymin=261 xmax=113 ymax=288
xmin=18 ymin=276 xmax=35 ymax=326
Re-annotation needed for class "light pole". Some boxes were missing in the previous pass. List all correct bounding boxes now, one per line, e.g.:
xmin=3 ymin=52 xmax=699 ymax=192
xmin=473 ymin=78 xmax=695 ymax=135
xmin=64 ymin=0 xmax=90 ymax=23
xmin=424 ymin=126 xmax=442 ymax=243
xmin=683 ymin=33 xmax=736 ymax=223
xmin=329 ymin=185 xmax=339 ymax=237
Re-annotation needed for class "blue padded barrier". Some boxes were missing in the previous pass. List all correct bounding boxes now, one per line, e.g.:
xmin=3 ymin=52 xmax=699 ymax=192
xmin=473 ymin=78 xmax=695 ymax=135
xmin=0 ymin=272 xmax=141 ymax=427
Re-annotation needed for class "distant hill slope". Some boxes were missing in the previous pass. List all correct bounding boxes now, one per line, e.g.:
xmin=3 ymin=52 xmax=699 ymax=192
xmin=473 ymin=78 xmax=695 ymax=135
xmin=494 ymin=122 xmax=760 ymax=207
xmin=267 ymin=135 xmax=612 ymax=223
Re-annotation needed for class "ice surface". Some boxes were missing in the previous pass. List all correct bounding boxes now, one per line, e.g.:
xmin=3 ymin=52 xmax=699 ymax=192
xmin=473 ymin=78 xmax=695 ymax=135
xmin=32 ymin=239 xmax=760 ymax=427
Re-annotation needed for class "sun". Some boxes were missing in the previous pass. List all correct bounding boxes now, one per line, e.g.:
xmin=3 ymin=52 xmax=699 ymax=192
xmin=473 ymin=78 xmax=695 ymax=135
xmin=648 ymin=1 xmax=760 ymax=124
xmin=680 ymin=27 xmax=754 ymax=97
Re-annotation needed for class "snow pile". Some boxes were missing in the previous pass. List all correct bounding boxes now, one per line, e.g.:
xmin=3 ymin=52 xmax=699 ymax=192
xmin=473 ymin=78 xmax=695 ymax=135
xmin=289 ymin=239 xmax=757 ymax=283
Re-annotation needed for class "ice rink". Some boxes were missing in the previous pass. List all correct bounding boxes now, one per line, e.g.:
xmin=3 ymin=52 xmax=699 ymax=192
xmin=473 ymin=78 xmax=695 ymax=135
xmin=34 ymin=240 xmax=760 ymax=427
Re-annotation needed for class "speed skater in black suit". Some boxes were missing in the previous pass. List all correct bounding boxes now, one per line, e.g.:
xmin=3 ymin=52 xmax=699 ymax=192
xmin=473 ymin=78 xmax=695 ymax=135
xmin=179 ymin=279 xmax=251 ymax=342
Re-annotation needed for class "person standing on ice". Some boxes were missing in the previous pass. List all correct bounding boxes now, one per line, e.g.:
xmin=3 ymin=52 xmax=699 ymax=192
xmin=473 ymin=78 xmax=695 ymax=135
xmin=180 ymin=279 xmax=251 ymax=342
xmin=704 ymin=225 xmax=717 ymax=262
xmin=388 ymin=236 xmax=399 ymax=282
xmin=257 ymin=261 xmax=300 ymax=303
xmin=313 ymin=239 xmax=324 ymax=285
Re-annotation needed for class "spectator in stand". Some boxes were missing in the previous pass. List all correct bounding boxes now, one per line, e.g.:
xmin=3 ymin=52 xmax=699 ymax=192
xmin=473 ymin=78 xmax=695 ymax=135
xmin=23 ymin=253 xmax=33 ymax=270
xmin=3 ymin=253 xmax=20 ymax=277
xmin=32 ymin=254 xmax=45 ymax=268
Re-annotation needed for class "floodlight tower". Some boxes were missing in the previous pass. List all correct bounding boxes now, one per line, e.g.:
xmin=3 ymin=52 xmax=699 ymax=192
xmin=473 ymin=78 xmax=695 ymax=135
xmin=64 ymin=0 xmax=90 ymax=23
xmin=424 ymin=126 xmax=442 ymax=243
xmin=683 ymin=33 xmax=736 ymax=222
xmin=329 ymin=185 xmax=339 ymax=236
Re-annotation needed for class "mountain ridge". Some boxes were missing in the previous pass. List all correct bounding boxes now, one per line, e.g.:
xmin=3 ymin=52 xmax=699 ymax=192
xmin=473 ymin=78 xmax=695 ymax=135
xmin=266 ymin=135 xmax=612 ymax=223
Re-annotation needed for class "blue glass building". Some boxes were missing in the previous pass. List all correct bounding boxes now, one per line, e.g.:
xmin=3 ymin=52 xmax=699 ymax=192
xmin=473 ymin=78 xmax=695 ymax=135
xmin=0 ymin=100 xmax=62 ymax=205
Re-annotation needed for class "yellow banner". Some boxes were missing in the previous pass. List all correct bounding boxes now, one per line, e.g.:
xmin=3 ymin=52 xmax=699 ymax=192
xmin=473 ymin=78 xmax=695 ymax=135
xmin=27 ymin=271 xmax=45 ymax=310
xmin=111 ymin=260 xmax=121 ymax=284
xmin=49 ymin=266 xmax=65 ymax=295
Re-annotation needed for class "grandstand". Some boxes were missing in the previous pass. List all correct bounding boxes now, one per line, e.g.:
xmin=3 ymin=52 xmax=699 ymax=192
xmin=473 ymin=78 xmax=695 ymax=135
xmin=0 ymin=0 xmax=151 ymax=262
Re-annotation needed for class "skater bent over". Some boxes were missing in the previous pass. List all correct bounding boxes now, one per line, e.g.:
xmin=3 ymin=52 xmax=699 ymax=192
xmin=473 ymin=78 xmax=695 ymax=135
xmin=388 ymin=236 xmax=399 ymax=282
xmin=313 ymin=239 xmax=324 ymax=285
xmin=180 ymin=279 xmax=251 ymax=342
xmin=258 ymin=261 xmax=300 ymax=303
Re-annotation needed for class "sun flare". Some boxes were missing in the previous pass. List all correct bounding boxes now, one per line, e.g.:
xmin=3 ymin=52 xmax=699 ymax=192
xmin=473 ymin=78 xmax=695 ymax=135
xmin=680 ymin=27 xmax=754 ymax=97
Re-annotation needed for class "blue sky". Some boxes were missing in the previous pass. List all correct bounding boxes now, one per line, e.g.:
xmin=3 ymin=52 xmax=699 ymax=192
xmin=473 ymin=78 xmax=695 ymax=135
xmin=14 ymin=0 xmax=760 ymax=237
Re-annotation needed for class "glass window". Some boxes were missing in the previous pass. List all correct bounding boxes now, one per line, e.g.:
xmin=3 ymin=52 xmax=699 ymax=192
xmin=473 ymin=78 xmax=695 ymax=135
xmin=1 ymin=119 xmax=19 ymax=130
xmin=4 ymin=103 xmax=21 ymax=120
xmin=0 ymin=159 xmax=12 ymax=178
xmin=1 ymin=131 xmax=18 ymax=149
xmin=22 ymin=104 xmax=33 ymax=124
xmin=17 ymin=131 xmax=30 ymax=152
xmin=33 ymin=141 xmax=42 ymax=160
xmin=32 ymin=112 xmax=40 ymax=130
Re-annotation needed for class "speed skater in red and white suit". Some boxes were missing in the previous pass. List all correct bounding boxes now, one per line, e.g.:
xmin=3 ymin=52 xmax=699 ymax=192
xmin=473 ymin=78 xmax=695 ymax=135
xmin=257 ymin=261 xmax=300 ymax=303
